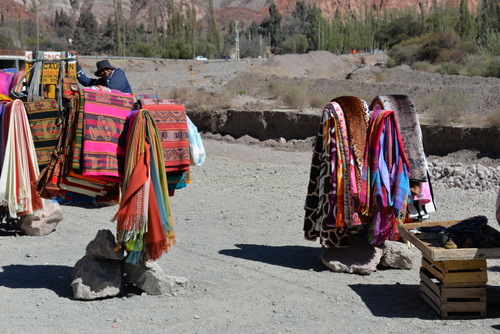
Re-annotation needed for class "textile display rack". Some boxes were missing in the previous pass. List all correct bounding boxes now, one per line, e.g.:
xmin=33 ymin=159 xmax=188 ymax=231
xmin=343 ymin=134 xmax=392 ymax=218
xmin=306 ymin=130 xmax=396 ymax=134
xmin=0 ymin=52 xmax=206 ymax=265
xmin=303 ymin=95 xmax=436 ymax=249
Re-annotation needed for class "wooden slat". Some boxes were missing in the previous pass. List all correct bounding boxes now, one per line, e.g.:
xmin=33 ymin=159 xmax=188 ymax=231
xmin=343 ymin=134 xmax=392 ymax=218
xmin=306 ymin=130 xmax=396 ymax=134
xmin=420 ymin=286 xmax=442 ymax=316
xmin=444 ymin=301 xmax=486 ymax=311
xmin=440 ymin=259 xmax=487 ymax=272
xmin=420 ymin=269 xmax=440 ymax=296
xmin=441 ymin=287 xmax=486 ymax=301
xmin=422 ymin=257 xmax=444 ymax=280
xmin=441 ymin=271 xmax=487 ymax=285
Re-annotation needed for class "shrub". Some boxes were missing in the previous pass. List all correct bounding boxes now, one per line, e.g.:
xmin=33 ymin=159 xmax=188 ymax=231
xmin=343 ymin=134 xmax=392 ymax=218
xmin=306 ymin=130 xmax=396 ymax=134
xmin=268 ymin=82 xmax=283 ymax=99
xmin=281 ymin=85 xmax=307 ymax=110
xmin=387 ymin=38 xmax=421 ymax=65
xmin=374 ymin=71 xmax=388 ymax=82
xmin=485 ymin=108 xmax=500 ymax=128
xmin=463 ymin=54 xmax=500 ymax=78
xmin=422 ymin=90 xmax=467 ymax=125
xmin=437 ymin=49 xmax=468 ymax=65
xmin=436 ymin=61 xmax=461 ymax=75
xmin=309 ymin=92 xmax=329 ymax=109
xmin=411 ymin=61 xmax=434 ymax=72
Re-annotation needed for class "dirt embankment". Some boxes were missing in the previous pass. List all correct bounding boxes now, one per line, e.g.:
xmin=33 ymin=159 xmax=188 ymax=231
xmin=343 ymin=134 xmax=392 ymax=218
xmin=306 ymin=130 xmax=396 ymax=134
xmin=81 ymin=51 xmax=500 ymax=156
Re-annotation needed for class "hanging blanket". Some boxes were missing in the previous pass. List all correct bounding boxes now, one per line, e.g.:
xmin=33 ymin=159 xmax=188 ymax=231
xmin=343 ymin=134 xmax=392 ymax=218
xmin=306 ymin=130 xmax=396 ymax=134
xmin=360 ymin=109 xmax=411 ymax=245
xmin=369 ymin=95 xmax=427 ymax=182
xmin=23 ymin=99 xmax=61 ymax=170
xmin=113 ymin=109 xmax=175 ymax=264
xmin=370 ymin=95 xmax=436 ymax=220
xmin=0 ymin=100 xmax=43 ymax=218
xmin=81 ymin=88 xmax=134 ymax=182
xmin=138 ymin=99 xmax=190 ymax=173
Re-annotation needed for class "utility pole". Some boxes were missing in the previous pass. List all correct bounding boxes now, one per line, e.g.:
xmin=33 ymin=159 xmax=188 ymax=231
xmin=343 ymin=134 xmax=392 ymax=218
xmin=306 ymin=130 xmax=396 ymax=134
xmin=259 ymin=34 xmax=262 ymax=58
xmin=234 ymin=21 xmax=240 ymax=60
xmin=123 ymin=20 xmax=126 ymax=58
xmin=318 ymin=22 xmax=320 ymax=51
xmin=35 ymin=0 xmax=39 ymax=51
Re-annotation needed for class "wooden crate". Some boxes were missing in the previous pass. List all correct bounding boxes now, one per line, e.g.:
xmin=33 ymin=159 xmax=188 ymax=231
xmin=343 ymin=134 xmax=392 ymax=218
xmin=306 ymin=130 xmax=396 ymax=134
xmin=397 ymin=220 xmax=500 ymax=261
xmin=420 ymin=268 xmax=486 ymax=319
xmin=421 ymin=255 xmax=488 ymax=286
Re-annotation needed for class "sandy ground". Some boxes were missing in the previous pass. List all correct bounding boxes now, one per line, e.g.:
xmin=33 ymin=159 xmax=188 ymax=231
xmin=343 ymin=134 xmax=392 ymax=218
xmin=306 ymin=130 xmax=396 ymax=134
xmin=1 ymin=138 xmax=500 ymax=334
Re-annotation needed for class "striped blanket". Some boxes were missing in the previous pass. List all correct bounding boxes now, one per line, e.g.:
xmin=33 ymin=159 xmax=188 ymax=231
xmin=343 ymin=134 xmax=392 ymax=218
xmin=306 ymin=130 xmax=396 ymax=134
xmin=23 ymin=99 xmax=61 ymax=170
xmin=81 ymin=88 xmax=134 ymax=182
xmin=138 ymin=99 xmax=190 ymax=173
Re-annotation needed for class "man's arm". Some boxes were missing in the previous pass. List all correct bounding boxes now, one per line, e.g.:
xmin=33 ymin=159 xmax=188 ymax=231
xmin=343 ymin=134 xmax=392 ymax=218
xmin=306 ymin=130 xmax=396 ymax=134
xmin=76 ymin=62 xmax=99 ymax=87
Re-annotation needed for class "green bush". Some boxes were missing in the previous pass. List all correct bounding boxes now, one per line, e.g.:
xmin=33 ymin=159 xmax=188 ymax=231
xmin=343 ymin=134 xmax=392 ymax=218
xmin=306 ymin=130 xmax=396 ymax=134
xmin=411 ymin=61 xmax=434 ymax=72
xmin=387 ymin=37 xmax=421 ymax=65
xmin=436 ymin=61 xmax=461 ymax=75
xmin=268 ymin=82 xmax=283 ymax=99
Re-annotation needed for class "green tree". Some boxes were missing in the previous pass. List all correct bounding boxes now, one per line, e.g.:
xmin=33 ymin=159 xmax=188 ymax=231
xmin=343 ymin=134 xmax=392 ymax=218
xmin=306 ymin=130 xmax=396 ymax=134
xmin=72 ymin=10 xmax=100 ymax=54
xmin=260 ymin=3 xmax=284 ymax=53
xmin=207 ymin=0 xmax=222 ymax=57
xmin=281 ymin=33 xmax=308 ymax=53
xmin=53 ymin=10 xmax=72 ymax=39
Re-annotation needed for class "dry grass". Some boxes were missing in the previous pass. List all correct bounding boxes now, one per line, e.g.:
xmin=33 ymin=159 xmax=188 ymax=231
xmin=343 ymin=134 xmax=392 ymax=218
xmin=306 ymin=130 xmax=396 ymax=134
xmin=485 ymin=108 xmax=500 ymax=128
xmin=309 ymin=92 xmax=330 ymax=109
xmin=173 ymin=87 xmax=232 ymax=111
xmin=419 ymin=90 xmax=467 ymax=125
xmin=281 ymin=85 xmax=308 ymax=110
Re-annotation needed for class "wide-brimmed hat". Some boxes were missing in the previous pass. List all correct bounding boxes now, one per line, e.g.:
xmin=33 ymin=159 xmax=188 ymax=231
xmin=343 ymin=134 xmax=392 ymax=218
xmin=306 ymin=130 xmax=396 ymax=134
xmin=95 ymin=60 xmax=115 ymax=76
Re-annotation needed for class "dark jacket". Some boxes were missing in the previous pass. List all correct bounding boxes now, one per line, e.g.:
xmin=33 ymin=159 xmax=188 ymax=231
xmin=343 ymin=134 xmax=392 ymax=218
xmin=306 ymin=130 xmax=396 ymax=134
xmin=76 ymin=63 xmax=133 ymax=94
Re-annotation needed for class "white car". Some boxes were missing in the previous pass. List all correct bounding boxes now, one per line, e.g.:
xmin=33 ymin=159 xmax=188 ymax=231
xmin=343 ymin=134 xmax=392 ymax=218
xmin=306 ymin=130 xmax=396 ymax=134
xmin=195 ymin=55 xmax=208 ymax=61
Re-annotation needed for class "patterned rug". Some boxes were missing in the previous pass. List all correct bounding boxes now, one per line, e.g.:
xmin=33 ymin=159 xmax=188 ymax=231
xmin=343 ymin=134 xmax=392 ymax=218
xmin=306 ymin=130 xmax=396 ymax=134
xmin=80 ymin=88 xmax=134 ymax=182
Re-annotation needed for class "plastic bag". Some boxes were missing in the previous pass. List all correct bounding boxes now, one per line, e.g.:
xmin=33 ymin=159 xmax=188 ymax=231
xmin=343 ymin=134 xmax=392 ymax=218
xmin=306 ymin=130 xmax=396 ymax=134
xmin=187 ymin=116 xmax=206 ymax=166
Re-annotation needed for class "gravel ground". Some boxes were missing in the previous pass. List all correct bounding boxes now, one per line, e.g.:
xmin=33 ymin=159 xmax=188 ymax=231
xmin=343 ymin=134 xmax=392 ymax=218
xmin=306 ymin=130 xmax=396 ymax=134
xmin=1 ymin=138 xmax=500 ymax=334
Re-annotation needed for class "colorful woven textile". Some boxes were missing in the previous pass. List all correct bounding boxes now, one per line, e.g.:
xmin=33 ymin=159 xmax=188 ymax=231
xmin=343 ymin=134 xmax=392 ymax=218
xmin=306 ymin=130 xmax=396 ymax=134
xmin=81 ymin=88 xmax=134 ymax=182
xmin=23 ymin=99 xmax=61 ymax=170
xmin=303 ymin=103 xmax=355 ymax=248
xmin=113 ymin=109 xmax=175 ymax=264
xmin=0 ymin=100 xmax=43 ymax=218
xmin=69 ymin=93 xmax=85 ymax=172
xmin=369 ymin=95 xmax=427 ymax=182
xmin=138 ymin=99 xmax=190 ymax=173
xmin=360 ymin=109 xmax=411 ymax=245
xmin=370 ymin=95 xmax=436 ymax=220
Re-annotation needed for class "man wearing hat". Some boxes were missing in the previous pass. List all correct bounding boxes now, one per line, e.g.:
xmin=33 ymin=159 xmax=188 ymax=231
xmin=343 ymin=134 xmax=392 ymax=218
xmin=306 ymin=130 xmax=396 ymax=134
xmin=74 ymin=57 xmax=133 ymax=94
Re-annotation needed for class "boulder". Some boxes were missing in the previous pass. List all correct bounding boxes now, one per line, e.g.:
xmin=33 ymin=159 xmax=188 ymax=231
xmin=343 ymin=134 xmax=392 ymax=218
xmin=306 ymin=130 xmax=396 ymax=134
xmin=122 ymin=261 xmax=186 ymax=295
xmin=16 ymin=199 xmax=63 ymax=236
xmin=71 ymin=256 xmax=122 ymax=300
xmin=86 ymin=229 xmax=124 ymax=261
xmin=321 ymin=237 xmax=384 ymax=275
xmin=380 ymin=240 xmax=413 ymax=270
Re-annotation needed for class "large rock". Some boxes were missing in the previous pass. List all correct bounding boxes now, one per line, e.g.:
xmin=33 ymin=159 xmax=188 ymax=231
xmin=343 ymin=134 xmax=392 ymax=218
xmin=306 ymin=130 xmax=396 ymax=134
xmin=71 ymin=256 xmax=122 ymax=300
xmin=321 ymin=237 xmax=384 ymax=275
xmin=16 ymin=199 xmax=63 ymax=236
xmin=380 ymin=240 xmax=413 ymax=270
xmin=86 ymin=229 xmax=124 ymax=261
xmin=123 ymin=261 xmax=187 ymax=295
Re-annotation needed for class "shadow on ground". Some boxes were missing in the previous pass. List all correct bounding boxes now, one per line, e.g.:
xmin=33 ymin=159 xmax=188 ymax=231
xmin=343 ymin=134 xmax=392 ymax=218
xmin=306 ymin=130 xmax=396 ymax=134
xmin=219 ymin=244 xmax=326 ymax=271
xmin=0 ymin=264 xmax=73 ymax=298
xmin=350 ymin=283 xmax=500 ymax=320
